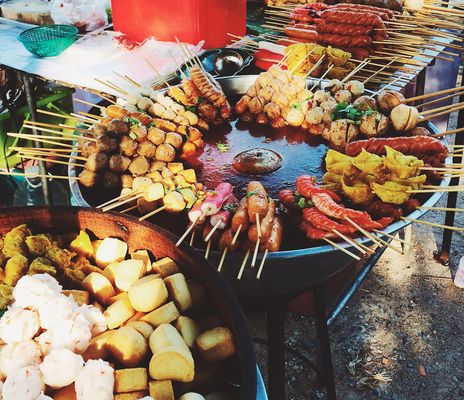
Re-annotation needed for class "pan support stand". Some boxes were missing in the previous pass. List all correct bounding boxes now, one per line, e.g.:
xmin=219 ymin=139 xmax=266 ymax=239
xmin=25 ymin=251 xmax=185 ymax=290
xmin=436 ymin=49 xmax=464 ymax=265
xmin=18 ymin=71 xmax=51 ymax=205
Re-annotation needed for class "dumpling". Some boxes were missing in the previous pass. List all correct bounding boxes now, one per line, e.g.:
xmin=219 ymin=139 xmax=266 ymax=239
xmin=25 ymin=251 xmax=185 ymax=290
xmin=40 ymin=348 xmax=83 ymax=389
xmin=75 ymin=359 xmax=114 ymax=400
xmin=37 ymin=294 xmax=77 ymax=330
xmin=2 ymin=365 xmax=44 ymax=400
xmin=0 ymin=340 xmax=41 ymax=378
xmin=0 ymin=307 xmax=40 ymax=344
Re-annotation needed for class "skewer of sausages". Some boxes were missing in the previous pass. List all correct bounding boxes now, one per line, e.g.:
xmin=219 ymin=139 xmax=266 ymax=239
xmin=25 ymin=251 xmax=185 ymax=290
xmin=248 ymin=199 xmax=276 ymax=242
xmin=331 ymin=3 xmax=394 ymax=19
xmin=231 ymin=198 xmax=250 ymax=233
xmin=246 ymin=181 xmax=269 ymax=222
xmin=260 ymin=216 xmax=283 ymax=252
xmin=284 ymin=26 xmax=318 ymax=42
xmin=218 ymin=228 xmax=242 ymax=252
xmin=317 ymin=33 xmax=373 ymax=48
xmin=316 ymin=22 xmax=374 ymax=36
xmin=321 ymin=10 xmax=386 ymax=30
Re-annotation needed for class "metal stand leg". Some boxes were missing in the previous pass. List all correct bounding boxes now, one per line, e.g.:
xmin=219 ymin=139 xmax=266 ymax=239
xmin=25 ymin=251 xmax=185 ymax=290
xmin=314 ymin=284 xmax=337 ymax=400
xmin=20 ymin=72 xmax=51 ymax=205
xmin=437 ymin=63 xmax=464 ymax=264
xmin=267 ymin=300 xmax=287 ymax=400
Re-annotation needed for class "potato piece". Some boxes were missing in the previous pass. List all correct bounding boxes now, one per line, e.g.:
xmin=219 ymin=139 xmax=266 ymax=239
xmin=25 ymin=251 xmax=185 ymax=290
xmin=69 ymin=230 xmax=94 ymax=258
xmin=132 ymin=176 xmax=153 ymax=191
xmin=109 ymin=292 xmax=129 ymax=305
xmin=149 ymin=346 xmax=194 ymax=382
xmin=126 ymin=321 xmax=154 ymax=340
xmin=164 ymin=273 xmax=192 ymax=313
xmin=104 ymin=298 xmax=135 ymax=329
xmin=62 ymin=289 xmax=90 ymax=306
xmin=148 ymin=380 xmax=174 ymax=400
xmin=53 ymin=383 xmax=77 ymax=400
xmin=179 ymin=394 xmax=206 ymax=400
xmin=152 ymin=257 xmax=180 ymax=278
xmin=167 ymin=162 xmax=184 ymax=174
xmin=144 ymin=183 xmax=165 ymax=202
xmin=187 ymin=280 xmax=207 ymax=310
xmin=178 ymin=169 xmax=196 ymax=183
xmin=128 ymin=275 xmax=168 ymax=312
xmin=132 ymin=250 xmax=152 ymax=273
xmin=114 ymin=391 xmax=149 ymax=400
xmin=149 ymin=324 xmax=190 ymax=355
xmin=82 ymin=273 xmax=115 ymax=305
xmin=82 ymin=330 xmax=114 ymax=361
xmin=110 ymin=260 xmax=145 ymax=292
xmin=176 ymin=316 xmax=201 ymax=349
xmin=115 ymin=368 xmax=148 ymax=393
xmin=95 ymin=237 xmax=128 ymax=268
xmin=196 ymin=327 xmax=236 ymax=362
xmin=140 ymin=301 xmax=180 ymax=328
xmin=108 ymin=326 xmax=148 ymax=367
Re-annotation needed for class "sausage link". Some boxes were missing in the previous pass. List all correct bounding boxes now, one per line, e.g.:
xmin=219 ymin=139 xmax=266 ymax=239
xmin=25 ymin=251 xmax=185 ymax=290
xmin=248 ymin=199 xmax=276 ymax=243
xmin=284 ymin=26 xmax=318 ymax=42
xmin=218 ymin=228 xmax=241 ymax=252
xmin=316 ymin=22 xmax=374 ymax=36
xmin=231 ymin=198 xmax=250 ymax=233
xmin=260 ymin=216 xmax=283 ymax=252
xmin=246 ymin=181 xmax=269 ymax=222
xmin=317 ymin=33 xmax=373 ymax=48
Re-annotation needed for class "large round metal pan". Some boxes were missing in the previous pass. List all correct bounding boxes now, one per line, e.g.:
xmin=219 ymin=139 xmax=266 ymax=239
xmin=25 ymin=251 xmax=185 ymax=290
xmin=69 ymin=76 xmax=451 ymax=296
xmin=0 ymin=206 xmax=257 ymax=399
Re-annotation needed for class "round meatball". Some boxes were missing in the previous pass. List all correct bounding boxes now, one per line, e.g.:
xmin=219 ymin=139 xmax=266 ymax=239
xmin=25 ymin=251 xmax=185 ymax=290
xmin=80 ymin=141 xmax=97 ymax=158
xmin=78 ymin=132 xmax=95 ymax=151
xmin=120 ymin=135 xmax=138 ymax=157
xmin=128 ymin=156 xmax=150 ymax=176
xmin=360 ymin=112 xmax=390 ymax=137
xmin=79 ymin=169 xmax=100 ymax=188
xmin=164 ymin=132 xmax=183 ymax=149
xmin=324 ymin=79 xmax=343 ymax=94
xmin=306 ymin=107 xmax=324 ymax=125
xmin=120 ymin=174 xmax=134 ymax=188
xmin=314 ymin=89 xmax=331 ymax=103
xmin=147 ymin=127 xmax=166 ymax=145
xmin=407 ymin=126 xmax=431 ymax=136
xmin=334 ymin=89 xmax=352 ymax=105
xmin=85 ymin=152 xmax=108 ymax=172
xmin=353 ymin=95 xmax=377 ymax=111
xmin=137 ymin=97 xmax=153 ymax=112
xmin=92 ymin=125 xmax=108 ymax=136
xmin=101 ymin=171 xmax=120 ymax=189
xmin=345 ymin=80 xmax=365 ymax=97
xmin=40 ymin=348 xmax=84 ymax=389
xmin=137 ymin=141 xmax=158 ymax=159
xmin=108 ymin=119 xmax=130 ymax=135
xmin=155 ymin=143 xmax=176 ymax=162
xmin=109 ymin=155 xmax=131 ymax=172
xmin=96 ymin=134 xmax=118 ymax=153
xmin=130 ymin=126 xmax=148 ymax=140
xmin=320 ymin=96 xmax=338 ymax=111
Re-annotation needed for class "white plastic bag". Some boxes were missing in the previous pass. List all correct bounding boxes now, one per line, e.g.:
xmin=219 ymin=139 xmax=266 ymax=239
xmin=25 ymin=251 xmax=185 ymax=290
xmin=50 ymin=0 xmax=108 ymax=32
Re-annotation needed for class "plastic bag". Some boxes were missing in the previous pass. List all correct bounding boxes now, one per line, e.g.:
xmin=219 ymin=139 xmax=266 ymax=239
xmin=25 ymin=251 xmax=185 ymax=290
xmin=50 ymin=0 xmax=108 ymax=32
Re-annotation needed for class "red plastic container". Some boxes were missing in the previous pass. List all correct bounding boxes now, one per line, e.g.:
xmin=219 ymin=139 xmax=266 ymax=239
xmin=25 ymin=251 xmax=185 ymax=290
xmin=111 ymin=0 xmax=247 ymax=49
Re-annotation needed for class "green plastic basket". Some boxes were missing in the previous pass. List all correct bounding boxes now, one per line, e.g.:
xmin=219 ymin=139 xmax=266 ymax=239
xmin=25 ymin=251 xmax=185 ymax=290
xmin=18 ymin=24 xmax=78 ymax=57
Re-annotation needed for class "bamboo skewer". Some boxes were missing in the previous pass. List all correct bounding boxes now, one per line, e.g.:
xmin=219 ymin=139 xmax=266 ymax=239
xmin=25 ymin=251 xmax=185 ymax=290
xmin=121 ymin=204 xmax=138 ymax=214
xmin=73 ymin=98 xmax=105 ymax=110
xmin=237 ymin=250 xmax=251 ymax=279
xmin=418 ymin=206 xmax=464 ymax=212
xmin=145 ymin=58 xmax=172 ymax=89
xmin=231 ymin=225 xmax=242 ymax=246
xmin=217 ymin=247 xmax=228 ymax=272
xmin=419 ymin=100 xmax=464 ymax=116
xmin=0 ymin=171 xmax=78 ymax=180
xmin=344 ymin=217 xmax=383 ymax=247
xmin=13 ymin=148 xmax=86 ymax=161
xmin=189 ymin=231 xmax=195 ymax=246
xmin=420 ymin=102 xmax=464 ymax=122
xmin=176 ymin=215 xmax=201 ymax=247
xmin=434 ymin=126 xmax=464 ymax=138
xmin=94 ymin=79 xmax=129 ymax=96
xmin=17 ymin=154 xmax=83 ymax=168
xmin=139 ymin=205 xmax=167 ymax=221
xmin=363 ymin=58 xmax=398 ymax=85
xmin=416 ymin=90 xmax=464 ymax=109
xmin=323 ymin=237 xmax=361 ymax=261
xmin=405 ymin=85 xmax=464 ymax=103
xmin=256 ymin=249 xmax=269 ymax=280
xmin=332 ymin=229 xmax=369 ymax=254
xmin=204 ymin=220 xmax=222 ymax=242
xmin=70 ymin=113 xmax=103 ymax=125
xmin=97 ymin=190 xmax=138 ymax=209
xmin=6 ymin=134 xmax=74 ymax=149
xmin=15 ymin=129 xmax=89 ymax=142
xmin=251 ymin=239 xmax=260 ymax=268
xmin=37 ymin=109 xmax=73 ymax=120
xmin=205 ymin=240 xmax=212 ymax=260
xmin=78 ymin=111 xmax=103 ymax=120
xmin=401 ymin=217 xmax=464 ymax=231
xmin=113 ymin=71 xmax=141 ymax=88
xmin=373 ymin=229 xmax=410 ymax=245
xmin=102 ymin=194 xmax=144 ymax=212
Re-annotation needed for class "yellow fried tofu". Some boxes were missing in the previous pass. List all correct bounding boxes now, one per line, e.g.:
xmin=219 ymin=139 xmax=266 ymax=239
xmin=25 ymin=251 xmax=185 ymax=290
xmin=4 ymin=254 xmax=29 ymax=285
xmin=196 ymin=327 xmax=236 ymax=363
xmin=28 ymin=257 xmax=57 ymax=277
xmin=25 ymin=234 xmax=51 ymax=256
xmin=2 ymin=224 xmax=30 ymax=257
xmin=115 ymin=368 xmax=148 ymax=393
xmin=148 ymin=380 xmax=174 ymax=400
xmin=371 ymin=181 xmax=412 ymax=205
xmin=69 ymin=230 xmax=94 ymax=258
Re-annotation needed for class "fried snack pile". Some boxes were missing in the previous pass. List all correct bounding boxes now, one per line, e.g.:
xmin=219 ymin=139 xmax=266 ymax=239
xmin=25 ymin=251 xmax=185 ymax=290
xmin=0 ymin=227 xmax=238 ymax=399
xmin=285 ymin=43 xmax=356 ymax=79
xmin=323 ymin=147 xmax=426 ymax=205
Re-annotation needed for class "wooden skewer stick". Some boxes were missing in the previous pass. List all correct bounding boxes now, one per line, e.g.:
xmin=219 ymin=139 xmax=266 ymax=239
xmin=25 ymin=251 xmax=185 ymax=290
xmin=17 ymin=154 xmax=84 ymax=168
xmin=0 ymin=171 xmax=78 ymax=180
xmin=15 ymin=129 xmax=88 ymax=143
xmin=70 ymin=113 xmax=103 ymax=125
xmin=6 ymin=134 xmax=74 ymax=149
xmin=24 ymin=120 xmax=91 ymax=133
xmin=94 ymin=78 xmax=129 ymax=96
xmin=176 ymin=215 xmax=201 ymax=247
xmin=58 ymin=123 xmax=91 ymax=132
xmin=97 ymin=190 xmax=138 ymax=209
xmin=73 ymin=98 xmax=106 ymax=110
xmin=139 ymin=205 xmax=167 ymax=221
xmin=189 ymin=230 xmax=195 ymax=246
xmin=217 ymin=247 xmax=228 ymax=272
xmin=103 ymin=194 xmax=144 ymax=212
xmin=120 ymin=204 xmax=138 ymax=214
xmin=344 ymin=217 xmax=384 ymax=247
xmin=309 ymin=64 xmax=334 ymax=92
xmin=99 ymin=94 xmax=117 ymax=105
xmin=255 ymin=214 xmax=261 ymax=239
xmin=407 ymin=187 xmax=464 ymax=193
xmin=231 ymin=225 xmax=242 ymax=246
xmin=237 ymin=249 xmax=251 ymax=280
xmin=14 ymin=148 xmax=86 ymax=161
xmin=205 ymin=239 xmax=212 ymax=260
xmin=256 ymin=249 xmax=269 ymax=280
xmin=419 ymin=100 xmax=464 ymax=116
xmin=369 ymin=76 xmax=406 ymax=99
xmin=401 ymin=217 xmax=464 ymax=231
xmin=418 ymin=206 xmax=464 ymax=212
xmin=373 ymin=229 xmax=410 ymax=245
xmin=204 ymin=220 xmax=222 ymax=242
xmin=304 ymin=54 xmax=327 ymax=79
xmin=37 ymin=109 xmax=72 ymax=120
xmin=323 ymin=237 xmax=361 ymax=261
xmin=78 ymin=111 xmax=103 ymax=120
xmin=434 ymin=126 xmax=464 ymax=138
xmin=405 ymin=85 xmax=464 ymax=103
xmin=145 ymin=58 xmax=171 ymax=89
xmin=363 ymin=57 xmax=398 ymax=85
xmin=416 ymin=90 xmax=464 ymax=109
xmin=113 ymin=71 xmax=141 ymax=88
xmin=332 ymin=229 xmax=373 ymax=254
xmin=251 ymin=239 xmax=260 ymax=268
xmin=420 ymin=103 xmax=464 ymax=122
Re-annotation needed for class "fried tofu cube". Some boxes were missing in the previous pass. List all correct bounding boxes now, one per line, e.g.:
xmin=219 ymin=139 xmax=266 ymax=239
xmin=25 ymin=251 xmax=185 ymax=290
xmin=164 ymin=273 xmax=192 ymax=313
xmin=53 ymin=383 xmax=77 ymax=400
xmin=82 ymin=272 xmax=115 ymax=305
xmin=115 ymin=368 xmax=148 ymax=393
xmin=128 ymin=275 xmax=168 ymax=312
xmin=132 ymin=250 xmax=152 ymax=273
xmin=176 ymin=316 xmax=201 ymax=349
xmin=141 ymin=301 xmax=180 ymax=328
xmin=167 ymin=162 xmax=184 ymax=174
xmin=82 ymin=330 xmax=114 ymax=361
xmin=151 ymin=257 xmax=180 ymax=278
xmin=125 ymin=321 xmax=154 ymax=340
xmin=114 ymin=391 xmax=149 ymax=400
xmin=104 ymin=260 xmax=145 ymax=292
xmin=104 ymin=298 xmax=136 ymax=329
xmin=148 ymin=380 xmax=174 ymax=400
xmin=108 ymin=326 xmax=148 ymax=368
xmin=196 ymin=327 xmax=236 ymax=363
xmin=95 ymin=237 xmax=128 ymax=268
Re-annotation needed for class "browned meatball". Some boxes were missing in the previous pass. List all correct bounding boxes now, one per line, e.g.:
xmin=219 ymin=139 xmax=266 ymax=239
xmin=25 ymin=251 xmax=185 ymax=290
xmin=137 ymin=141 xmax=158 ymax=158
xmin=80 ymin=140 xmax=97 ymax=158
xmin=92 ymin=125 xmax=108 ymax=136
xmin=85 ymin=152 xmax=108 ymax=172
xmin=101 ymin=171 xmax=120 ymax=189
xmin=352 ymin=96 xmax=377 ymax=112
xmin=121 ymin=174 xmax=134 ymax=188
xmin=79 ymin=169 xmax=100 ymax=188
xmin=120 ymin=135 xmax=138 ymax=157
xmin=109 ymin=154 xmax=132 ymax=172
xmin=164 ymin=132 xmax=183 ymax=149
xmin=147 ymin=127 xmax=166 ymax=145
xmin=96 ymin=134 xmax=118 ymax=153
xmin=155 ymin=143 xmax=176 ymax=162
xmin=128 ymin=155 xmax=150 ymax=176
xmin=108 ymin=119 xmax=130 ymax=135
xmin=130 ymin=126 xmax=148 ymax=140
xmin=78 ymin=132 xmax=94 ymax=151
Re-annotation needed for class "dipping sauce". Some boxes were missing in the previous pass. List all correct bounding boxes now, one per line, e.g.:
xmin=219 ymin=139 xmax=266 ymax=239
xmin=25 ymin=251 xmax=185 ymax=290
xmin=232 ymin=148 xmax=282 ymax=175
